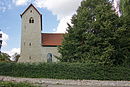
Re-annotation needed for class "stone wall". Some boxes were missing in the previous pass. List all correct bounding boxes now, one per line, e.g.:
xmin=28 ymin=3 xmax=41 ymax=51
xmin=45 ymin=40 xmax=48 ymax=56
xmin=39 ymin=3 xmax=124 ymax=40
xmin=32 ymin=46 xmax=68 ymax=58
xmin=19 ymin=6 xmax=42 ymax=63
xmin=41 ymin=46 xmax=60 ymax=62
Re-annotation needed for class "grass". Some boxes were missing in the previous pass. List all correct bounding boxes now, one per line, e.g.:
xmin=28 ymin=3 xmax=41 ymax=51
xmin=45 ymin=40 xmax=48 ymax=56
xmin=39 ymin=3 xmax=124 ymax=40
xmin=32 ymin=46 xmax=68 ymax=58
xmin=0 ymin=81 xmax=39 ymax=87
xmin=0 ymin=62 xmax=130 ymax=80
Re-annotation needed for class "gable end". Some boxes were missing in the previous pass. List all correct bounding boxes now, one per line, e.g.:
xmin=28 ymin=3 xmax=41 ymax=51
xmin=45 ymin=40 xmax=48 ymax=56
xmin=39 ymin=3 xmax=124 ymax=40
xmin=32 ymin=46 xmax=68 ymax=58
xmin=20 ymin=4 xmax=42 ymax=18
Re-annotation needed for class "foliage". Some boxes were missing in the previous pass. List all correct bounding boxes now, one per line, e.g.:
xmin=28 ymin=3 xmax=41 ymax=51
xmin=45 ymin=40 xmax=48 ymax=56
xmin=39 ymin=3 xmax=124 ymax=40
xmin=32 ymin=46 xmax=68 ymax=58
xmin=120 ymin=0 xmax=130 ymax=17
xmin=58 ymin=0 xmax=130 ymax=66
xmin=0 ymin=81 xmax=39 ymax=87
xmin=0 ymin=62 xmax=130 ymax=80
xmin=11 ymin=53 xmax=20 ymax=62
xmin=115 ymin=17 xmax=130 ymax=66
xmin=119 ymin=0 xmax=130 ymax=66
xmin=15 ymin=54 xmax=20 ymax=62
xmin=0 ymin=52 xmax=10 ymax=62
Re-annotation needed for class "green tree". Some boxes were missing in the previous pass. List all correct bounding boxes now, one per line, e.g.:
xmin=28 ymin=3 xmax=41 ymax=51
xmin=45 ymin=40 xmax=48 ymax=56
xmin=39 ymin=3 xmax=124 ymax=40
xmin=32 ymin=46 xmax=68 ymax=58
xmin=0 ymin=52 xmax=10 ymax=62
xmin=12 ymin=53 xmax=20 ymax=62
xmin=120 ymin=0 xmax=130 ymax=17
xmin=118 ymin=0 xmax=130 ymax=66
xmin=58 ymin=0 xmax=129 ymax=65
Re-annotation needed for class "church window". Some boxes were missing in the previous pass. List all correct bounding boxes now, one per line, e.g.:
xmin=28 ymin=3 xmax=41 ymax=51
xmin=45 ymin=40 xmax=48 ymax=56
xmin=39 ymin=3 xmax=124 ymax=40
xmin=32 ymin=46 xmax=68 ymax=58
xmin=29 ymin=56 xmax=31 ymax=59
xmin=32 ymin=19 xmax=34 ymax=23
xmin=29 ymin=43 xmax=32 ymax=46
xmin=47 ymin=53 xmax=52 ymax=63
xmin=24 ymin=42 xmax=25 ymax=46
xmin=30 ymin=10 xmax=32 ymax=13
xmin=29 ymin=17 xmax=34 ymax=23
xmin=29 ymin=19 xmax=31 ymax=23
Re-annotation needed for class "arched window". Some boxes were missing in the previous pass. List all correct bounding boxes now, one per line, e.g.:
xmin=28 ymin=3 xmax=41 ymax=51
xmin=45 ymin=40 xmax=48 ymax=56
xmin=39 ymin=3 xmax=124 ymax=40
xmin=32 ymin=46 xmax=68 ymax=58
xmin=29 ymin=56 xmax=31 ymax=59
xmin=47 ymin=53 xmax=52 ymax=63
xmin=29 ymin=17 xmax=34 ymax=23
xmin=29 ymin=43 xmax=31 ymax=46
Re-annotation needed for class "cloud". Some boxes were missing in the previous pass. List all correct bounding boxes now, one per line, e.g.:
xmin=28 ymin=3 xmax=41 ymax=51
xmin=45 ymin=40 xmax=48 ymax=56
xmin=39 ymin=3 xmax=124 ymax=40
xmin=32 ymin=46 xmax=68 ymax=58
xmin=36 ymin=0 xmax=82 ymax=20
xmin=0 ymin=0 xmax=11 ymax=12
xmin=11 ymin=0 xmax=82 ymax=32
xmin=34 ymin=0 xmax=83 ymax=33
xmin=113 ymin=0 xmax=121 ymax=16
xmin=8 ymin=4 xmax=12 ymax=9
xmin=12 ymin=0 xmax=30 ymax=6
xmin=0 ymin=32 xmax=20 ymax=57
xmin=56 ymin=16 xmax=71 ymax=33
xmin=3 ymin=48 xmax=20 ymax=56
xmin=0 ymin=31 xmax=9 ymax=47
xmin=0 ymin=1 xmax=13 ymax=12
xmin=34 ymin=0 xmax=45 ymax=8
xmin=0 ymin=7 xmax=7 ymax=12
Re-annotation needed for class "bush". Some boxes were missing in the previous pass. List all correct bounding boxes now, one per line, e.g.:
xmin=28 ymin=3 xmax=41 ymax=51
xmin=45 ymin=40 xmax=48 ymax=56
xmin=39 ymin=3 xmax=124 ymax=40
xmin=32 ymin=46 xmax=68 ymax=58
xmin=0 ymin=81 xmax=39 ymax=87
xmin=0 ymin=53 xmax=10 ymax=62
xmin=0 ymin=62 xmax=130 ymax=80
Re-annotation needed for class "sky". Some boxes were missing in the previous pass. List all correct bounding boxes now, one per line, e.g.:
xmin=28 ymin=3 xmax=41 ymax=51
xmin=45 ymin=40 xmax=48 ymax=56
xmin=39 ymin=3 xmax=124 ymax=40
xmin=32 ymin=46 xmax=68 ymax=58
xmin=0 ymin=0 xmax=119 ymax=56
xmin=0 ymin=0 xmax=82 ymax=56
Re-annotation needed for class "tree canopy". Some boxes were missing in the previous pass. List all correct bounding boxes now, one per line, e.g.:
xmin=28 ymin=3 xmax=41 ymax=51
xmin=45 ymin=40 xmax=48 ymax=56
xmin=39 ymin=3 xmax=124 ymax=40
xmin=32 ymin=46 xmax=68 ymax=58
xmin=58 ymin=0 xmax=130 ymax=66
xmin=120 ymin=0 xmax=130 ymax=17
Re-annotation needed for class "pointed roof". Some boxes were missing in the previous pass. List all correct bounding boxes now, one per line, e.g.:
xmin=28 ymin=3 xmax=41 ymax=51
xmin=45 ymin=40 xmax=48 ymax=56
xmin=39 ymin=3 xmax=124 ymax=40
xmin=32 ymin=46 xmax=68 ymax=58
xmin=20 ymin=4 xmax=42 ymax=17
xmin=20 ymin=4 xmax=42 ymax=30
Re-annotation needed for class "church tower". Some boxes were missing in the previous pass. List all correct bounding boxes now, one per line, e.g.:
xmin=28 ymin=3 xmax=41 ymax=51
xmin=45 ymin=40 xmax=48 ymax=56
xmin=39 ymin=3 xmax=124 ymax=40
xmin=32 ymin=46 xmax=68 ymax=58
xmin=19 ymin=4 xmax=43 ymax=62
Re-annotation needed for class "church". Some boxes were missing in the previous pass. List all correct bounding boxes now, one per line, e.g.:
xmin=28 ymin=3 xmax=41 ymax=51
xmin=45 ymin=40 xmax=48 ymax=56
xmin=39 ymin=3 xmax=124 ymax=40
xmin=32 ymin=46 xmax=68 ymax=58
xmin=18 ymin=4 xmax=64 ymax=63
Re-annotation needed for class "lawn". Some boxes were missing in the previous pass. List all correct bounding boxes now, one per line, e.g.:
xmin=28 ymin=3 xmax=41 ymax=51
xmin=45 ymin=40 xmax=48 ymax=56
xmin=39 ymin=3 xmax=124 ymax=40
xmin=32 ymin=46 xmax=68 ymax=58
xmin=0 ymin=81 xmax=39 ymax=87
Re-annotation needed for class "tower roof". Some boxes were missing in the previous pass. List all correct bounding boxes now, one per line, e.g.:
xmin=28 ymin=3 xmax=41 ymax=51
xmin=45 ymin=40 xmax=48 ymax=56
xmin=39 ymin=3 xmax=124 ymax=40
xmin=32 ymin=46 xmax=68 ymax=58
xmin=20 ymin=4 xmax=42 ymax=30
xmin=20 ymin=4 xmax=42 ymax=17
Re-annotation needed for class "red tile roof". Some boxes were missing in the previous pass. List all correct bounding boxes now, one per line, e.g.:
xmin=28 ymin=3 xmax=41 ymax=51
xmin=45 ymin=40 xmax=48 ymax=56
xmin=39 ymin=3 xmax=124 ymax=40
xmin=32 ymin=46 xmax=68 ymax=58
xmin=41 ymin=33 xmax=64 ymax=46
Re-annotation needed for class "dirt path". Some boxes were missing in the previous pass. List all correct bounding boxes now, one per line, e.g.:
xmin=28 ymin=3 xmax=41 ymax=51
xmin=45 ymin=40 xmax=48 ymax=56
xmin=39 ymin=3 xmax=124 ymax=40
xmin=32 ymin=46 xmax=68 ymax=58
xmin=0 ymin=76 xmax=130 ymax=87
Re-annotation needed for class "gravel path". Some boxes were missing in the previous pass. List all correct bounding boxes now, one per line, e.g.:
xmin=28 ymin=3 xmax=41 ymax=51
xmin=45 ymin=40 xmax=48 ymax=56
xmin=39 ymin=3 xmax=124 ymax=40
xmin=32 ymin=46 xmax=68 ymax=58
xmin=0 ymin=76 xmax=130 ymax=87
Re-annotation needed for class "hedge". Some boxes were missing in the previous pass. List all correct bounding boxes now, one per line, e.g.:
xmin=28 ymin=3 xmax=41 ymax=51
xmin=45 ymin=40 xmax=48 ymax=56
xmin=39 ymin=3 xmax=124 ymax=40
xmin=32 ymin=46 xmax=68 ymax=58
xmin=0 ymin=62 xmax=130 ymax=80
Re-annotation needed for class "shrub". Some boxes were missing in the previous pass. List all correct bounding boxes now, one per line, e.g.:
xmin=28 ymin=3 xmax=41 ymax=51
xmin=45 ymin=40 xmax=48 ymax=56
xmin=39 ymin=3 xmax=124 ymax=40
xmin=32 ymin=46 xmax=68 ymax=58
xmin=0 ymin=62 xmax=130 ymax=80
xmin=0 ymin=53 xmax=10 ymax=62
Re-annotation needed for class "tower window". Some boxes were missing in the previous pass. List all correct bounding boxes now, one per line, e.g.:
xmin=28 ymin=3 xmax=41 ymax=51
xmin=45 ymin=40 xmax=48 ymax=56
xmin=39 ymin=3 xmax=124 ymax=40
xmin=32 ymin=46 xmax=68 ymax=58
xmin=29 ymin=43 xmax=32 ymax=46
xmin=29 ymin=17 xmax=34 ymax=23
xmin=29 ymin=56 xmax=31 ymax=59
xmin=30 ymin=10 xmax=32 ymax=13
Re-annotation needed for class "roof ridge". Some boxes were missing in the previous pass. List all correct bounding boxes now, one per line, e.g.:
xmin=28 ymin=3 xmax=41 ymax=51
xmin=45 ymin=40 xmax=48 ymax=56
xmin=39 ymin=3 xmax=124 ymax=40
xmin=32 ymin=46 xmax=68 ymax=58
xmin=20 ymin=4 xmax=42 ymax=17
